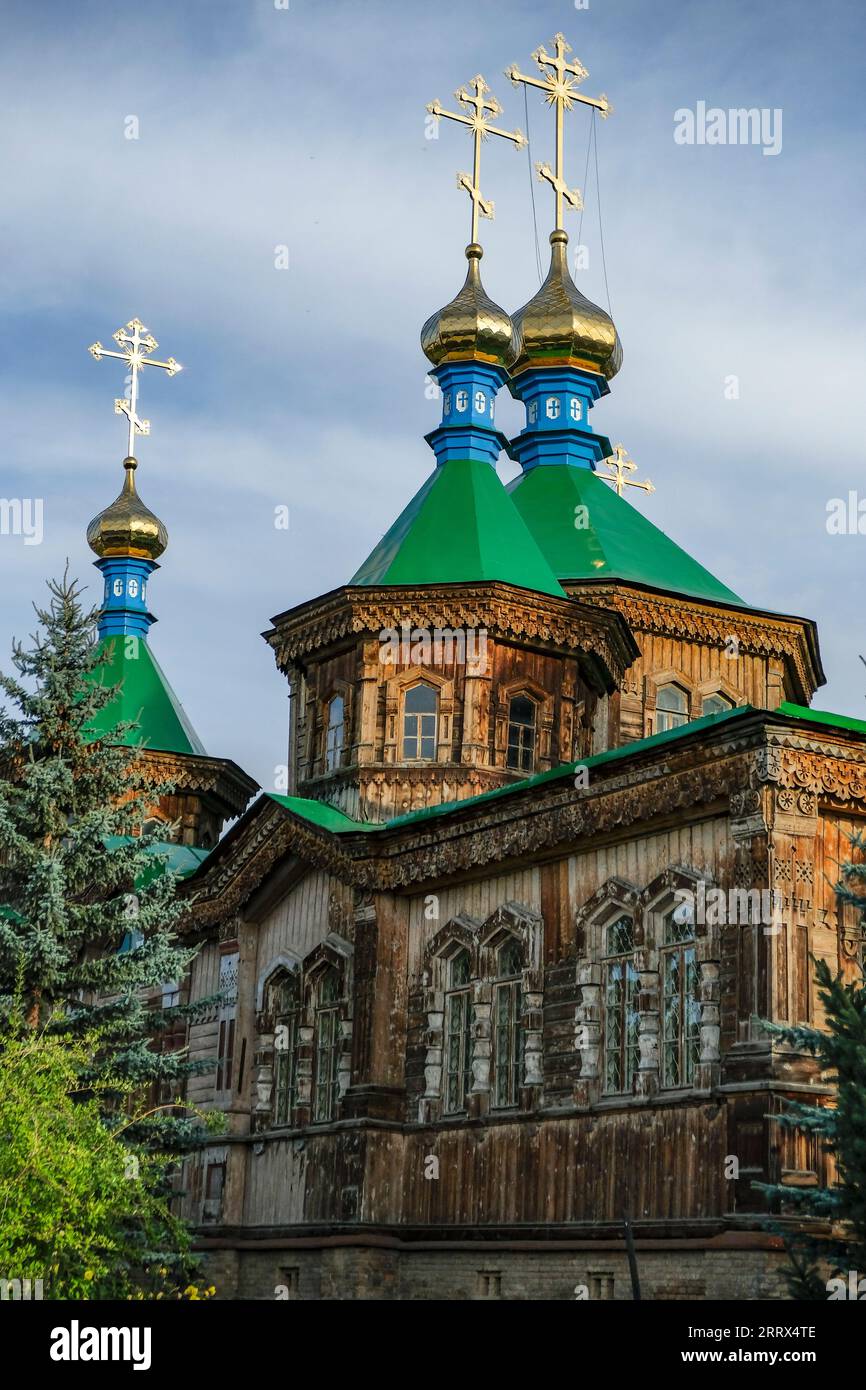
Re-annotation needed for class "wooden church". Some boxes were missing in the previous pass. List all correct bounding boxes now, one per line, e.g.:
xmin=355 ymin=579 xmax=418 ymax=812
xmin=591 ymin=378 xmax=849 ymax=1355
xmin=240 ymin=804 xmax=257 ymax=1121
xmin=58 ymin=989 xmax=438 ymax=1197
xmin=82 ymin=38 xmax=864 ymax=1300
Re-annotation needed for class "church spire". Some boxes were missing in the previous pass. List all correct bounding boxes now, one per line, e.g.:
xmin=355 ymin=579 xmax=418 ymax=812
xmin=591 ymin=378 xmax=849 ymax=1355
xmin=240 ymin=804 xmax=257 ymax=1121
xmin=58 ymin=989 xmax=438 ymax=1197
xmin=504 ymin=36 xmax=621 ymax=472
xmin=85 ymin=317 xmax=181 ymax=639
xmin=421 ymin=75 xmax=524 ymax=468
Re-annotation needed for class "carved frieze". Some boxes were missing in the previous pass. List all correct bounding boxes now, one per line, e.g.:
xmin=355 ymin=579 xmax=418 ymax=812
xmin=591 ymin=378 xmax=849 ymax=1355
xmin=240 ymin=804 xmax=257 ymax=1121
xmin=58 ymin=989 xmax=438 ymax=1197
xmin=184 ymin=724 xmax=866 ymax=933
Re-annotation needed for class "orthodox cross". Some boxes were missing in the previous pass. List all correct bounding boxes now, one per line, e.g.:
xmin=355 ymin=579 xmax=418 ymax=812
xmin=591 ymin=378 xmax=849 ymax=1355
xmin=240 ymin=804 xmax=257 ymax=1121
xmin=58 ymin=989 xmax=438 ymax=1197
xmin=88 ymin=318 xmax=182 ymax=457
xmin=506 ymin=33 xmax=611 ymax=231
xmin=427 ymin=75 xmax=526 ymax=245
xmin=596 ymin=444 xmax=655 ymax=498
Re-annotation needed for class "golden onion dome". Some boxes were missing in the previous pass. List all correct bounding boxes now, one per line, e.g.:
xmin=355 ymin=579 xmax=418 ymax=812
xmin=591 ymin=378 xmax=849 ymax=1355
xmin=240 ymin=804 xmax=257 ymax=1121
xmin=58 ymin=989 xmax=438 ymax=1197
xmin=421 ymin=243 xmax=517 ymax=370
xmin=86 ymin=457 xmax=168 ymax=561
xmin=512 ymin=229 xmax=622 ymax=380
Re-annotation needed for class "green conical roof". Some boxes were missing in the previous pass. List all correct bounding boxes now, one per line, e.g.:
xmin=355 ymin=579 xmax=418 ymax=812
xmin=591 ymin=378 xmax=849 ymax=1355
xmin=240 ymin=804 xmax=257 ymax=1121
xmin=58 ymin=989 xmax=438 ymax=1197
xmin=350 ymin=456 xmax=566 ymax=598
xmin=86 ymin=635 xmax=206 ymax=756
xmin=508 ymin=466 xmax=745 ymax=607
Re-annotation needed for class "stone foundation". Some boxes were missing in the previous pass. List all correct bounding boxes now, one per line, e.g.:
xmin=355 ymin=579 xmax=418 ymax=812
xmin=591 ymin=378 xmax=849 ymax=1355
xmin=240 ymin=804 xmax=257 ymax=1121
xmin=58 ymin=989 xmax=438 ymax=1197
xmin=199 ymin=1243 xmax=792 ymax=1302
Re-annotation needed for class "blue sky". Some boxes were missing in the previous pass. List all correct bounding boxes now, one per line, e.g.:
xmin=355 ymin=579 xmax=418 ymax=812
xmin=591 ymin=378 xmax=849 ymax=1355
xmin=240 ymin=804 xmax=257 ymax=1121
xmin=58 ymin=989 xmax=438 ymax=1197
xmin=1 ymin=0 xmax=865 ymax=791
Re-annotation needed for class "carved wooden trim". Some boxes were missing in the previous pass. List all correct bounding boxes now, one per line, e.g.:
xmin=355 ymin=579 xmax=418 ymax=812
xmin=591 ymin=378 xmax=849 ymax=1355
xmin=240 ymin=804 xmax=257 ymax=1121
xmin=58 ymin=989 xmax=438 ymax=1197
xmin=264 ymin=583 xmax=638 ymax=694
xmin=184 ymin=725 xmax=866 ymax=928
xmin=566 ymin=582 xmax=821 ymax=704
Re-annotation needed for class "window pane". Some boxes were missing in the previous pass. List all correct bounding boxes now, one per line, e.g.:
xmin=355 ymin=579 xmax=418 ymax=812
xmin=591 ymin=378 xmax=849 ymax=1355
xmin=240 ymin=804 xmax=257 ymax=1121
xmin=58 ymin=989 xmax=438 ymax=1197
xmin=493 ymin=980 xmax=522 ymax=1108
xmin=449 ymin=949 xmax=471 ymax=988
xmin=604 ymin=961 xmax=624 ymax=1092
xmin=702 ymin=693 xmax=733 ymax=716
xmin=405 ymin=683 xmax=437 ymax=713
xmin=272 ymin=971 xmax=300 ymax=1126
xmin=444 ymin=988 xmax=471 ymax=1113
xmin=684 ymin=947 xmax=701 ymax=1085
xmin=665 ymin=906 xmax=694 ymax=946
xmin=603 ymin=926 xmax=640 ymax=1095
xmin=314 ymin=1007 xmax=339 ymax=1121
xmin=656 ymin=684 xmax=688 ymax=733
xmin=662 ymin=942 xmax=701 ymax=1090
xmin=274 ymin=1013 xmax=298 ymax=1125
xmin=498 ymin=938 xmax=522 ymax=978
xmin=326 ymin=696 xmax=345 ymax=771
xmin=663 ymin=951 xmax=681 ymax=1087
xmin=657 ymin=684 xmax=687 ymax=712
xmin=606 ymin=914 xmax=634 ymax=956
xmin=507 ymin=695 xmax=537 ymax=772
xmin=402 ymin=684 xmax=438 ymax=760
xmin=319 ymin=966 xmax=340 ymax=1004
xmin=510 ymin=696 xmax=534 ymax=726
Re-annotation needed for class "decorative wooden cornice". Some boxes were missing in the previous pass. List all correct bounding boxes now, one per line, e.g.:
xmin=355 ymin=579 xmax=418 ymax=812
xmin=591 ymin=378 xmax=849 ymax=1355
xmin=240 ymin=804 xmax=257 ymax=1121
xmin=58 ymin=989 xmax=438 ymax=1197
xmin=183 ymin=713 xmax=866 ymax=932
xmin=565 ymin=581 xmax=823 ymax=705
xmin=758 ymin=730 xmax=866 ymax=804
xmin=263 ymin=582 xmax=638 ymax=695
xmin=141 ymin=748 xmax=258 ymax=818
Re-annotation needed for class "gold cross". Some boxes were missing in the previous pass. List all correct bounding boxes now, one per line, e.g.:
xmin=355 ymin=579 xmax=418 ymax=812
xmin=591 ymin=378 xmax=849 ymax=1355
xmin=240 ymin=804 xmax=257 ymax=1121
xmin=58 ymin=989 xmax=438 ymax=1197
xmin=427 ymin=75 xmax=527 ymax=245
xmin=506 ymin=33 xmax=611 ymax=232
xmin=596 ymin=444 xmax=655 ymax=498
xmin=88 ymin=318 xmax=182 ymax=457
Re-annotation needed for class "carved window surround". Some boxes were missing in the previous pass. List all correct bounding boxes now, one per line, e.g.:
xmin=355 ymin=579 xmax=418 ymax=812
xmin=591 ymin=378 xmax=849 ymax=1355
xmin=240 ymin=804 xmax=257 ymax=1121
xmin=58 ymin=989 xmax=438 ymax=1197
xmin=318 ymin=677 xmax=353 ymax=777
xmin=493 ymin=675 xmax=555 ymax=772
xmin=382 ymin=667 xmax=455 ymax=767
xmin=252 ymin=936 xmax=353 ymax=1132
xmin=419 ymin=903 xmax=544 ymax=1122
xmin=575 ymin=868 xmax=721 ymax=1108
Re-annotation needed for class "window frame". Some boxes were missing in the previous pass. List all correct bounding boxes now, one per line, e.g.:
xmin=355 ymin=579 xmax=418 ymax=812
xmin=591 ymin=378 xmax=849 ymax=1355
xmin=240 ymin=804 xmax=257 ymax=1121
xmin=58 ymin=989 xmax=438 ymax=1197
xmin=215 ymin=950 xmax=239 ymax=1097
xmin=602 ymin=915 xmax=640 ymax=1096
xmin=324 ymin=694 xmax=345 ymax=772
xmin=506 ymin=693 xmax=537 ymax=773
xmin=443 ymin=948 xmax=473 ymax=1115
xmin=312 ymin=967 xmax=341 ymax=1123
xmin=655 ymin=682 xmax=689 ymax=733
xmin=701 ymin=691 xmax=734 ymax=717
xmin=270 ymin=970 xmax=301 ymax=1127
xmin=660 ymin=909 xmax=701 ymax=1089
xmin=491 ymin=938 xmax=524 ymax=1110
xmin=401 ymin=681 xmax=439 ymax=762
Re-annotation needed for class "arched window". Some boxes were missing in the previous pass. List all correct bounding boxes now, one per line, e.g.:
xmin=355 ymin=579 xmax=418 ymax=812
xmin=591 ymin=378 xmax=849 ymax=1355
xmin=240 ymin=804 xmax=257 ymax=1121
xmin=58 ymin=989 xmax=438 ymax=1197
xmin=506 ymin=695 xmax=537 ymax=772
xmin=402 ymin=682 xmax=438 ymax=760
xmin=444 ymin=949 xmax=473 ymax=1114
xmin=656 ymin=683 xmax=689 ymax=733
xmin=313 ymin=966 xmax=341 ymax=1122
xmin=269 ymin=972 xmax=300 ymax=1126
xmin=701 ymin=692 xmax=733 ymax=717
xmin=325 ymin=695 xmax=345 ymax=771
xmin=661 ymin=905 xmax=701 ymax=1088
xmin=492 ymin=938 xmax=524 ymax=1109
xmin=603 ymin=915 xmax=640 ymax=1095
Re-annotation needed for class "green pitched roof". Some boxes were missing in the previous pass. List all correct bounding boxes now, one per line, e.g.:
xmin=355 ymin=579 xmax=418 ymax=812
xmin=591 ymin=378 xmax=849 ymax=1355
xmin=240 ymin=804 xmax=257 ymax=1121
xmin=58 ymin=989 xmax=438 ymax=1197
xmin=508 ymin=465 xmax=745 ymax=607
xmin=105 ymin=835 xmax=210 ymax=879
xmin=86 ymin=636 xmax=206 ymax=756
xmin=350 ymin=456 xmax=566 ymax=598
xmin=268 ymin=794 xmax=379 ymax=834
xmin=778 ymin=701 xmax=866 ymax=736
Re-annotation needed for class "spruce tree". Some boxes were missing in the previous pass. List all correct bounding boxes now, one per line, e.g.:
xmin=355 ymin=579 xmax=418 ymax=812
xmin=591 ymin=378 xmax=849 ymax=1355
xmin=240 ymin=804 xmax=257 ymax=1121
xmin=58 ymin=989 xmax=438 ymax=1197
xmin=759 ymin=841 xmax=866 ymax=1298
xmin=0 ymin=571 xmax=218 ymax=1153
